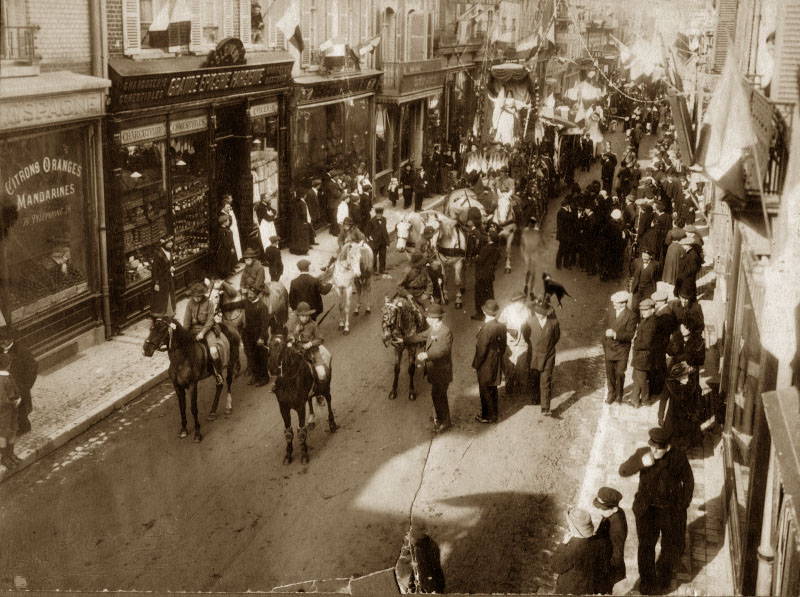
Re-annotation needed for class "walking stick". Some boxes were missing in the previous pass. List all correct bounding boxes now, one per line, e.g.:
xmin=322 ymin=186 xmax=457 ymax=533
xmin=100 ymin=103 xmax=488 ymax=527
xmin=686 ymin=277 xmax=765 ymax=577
xmin=316 ymin=302 xmax=337 ymax=326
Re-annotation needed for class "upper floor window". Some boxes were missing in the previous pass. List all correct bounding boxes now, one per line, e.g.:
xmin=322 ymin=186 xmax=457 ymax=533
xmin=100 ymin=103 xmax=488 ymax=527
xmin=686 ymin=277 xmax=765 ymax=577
xmin=406 ymin=10 xmax=427 ymax=62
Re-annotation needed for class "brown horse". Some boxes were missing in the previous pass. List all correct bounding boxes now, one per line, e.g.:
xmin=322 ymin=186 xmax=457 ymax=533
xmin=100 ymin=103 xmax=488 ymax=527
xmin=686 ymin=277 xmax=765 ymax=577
xmin=381 ymin=292 xmax=427 ymax=401
xmin=143 ymin=318 xmax=240 ymax=442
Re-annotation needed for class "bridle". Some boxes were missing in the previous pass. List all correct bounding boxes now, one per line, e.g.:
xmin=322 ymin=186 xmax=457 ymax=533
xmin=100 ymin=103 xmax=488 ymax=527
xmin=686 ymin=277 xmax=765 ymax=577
xmin=144 ymin=320 xmax=174 ymax=353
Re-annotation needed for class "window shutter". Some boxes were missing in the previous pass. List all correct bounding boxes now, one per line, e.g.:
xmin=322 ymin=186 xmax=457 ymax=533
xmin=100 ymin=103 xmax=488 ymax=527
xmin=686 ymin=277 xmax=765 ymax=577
xmin=190 ymin=0 xmax=202 ymax=48
xmin=302 ymin=9 xmax=312 ymax=64
xmin=268 ymin=14 xmax=277 ymax=47
xmin=122 ymin=0 xmax=141 ymax=52
xmin=772 ymin=0 xmax=800 ymax=104
xmin=327 ymin=3 xmax=335 ymax=39
xmin=223 ymin=0 xmax=234 ymax=37
xmin=712 ymin=0 xmax=738 ymax=73
xmin=338 ymin=0 xmax=348 ymax=42
xmin=408 ymin=12 xmax=426 ymax=61
xmin=239 ymin=0 xmax=251 ymax=42
xmin=382 ymin=10 xmax=395 ymax=63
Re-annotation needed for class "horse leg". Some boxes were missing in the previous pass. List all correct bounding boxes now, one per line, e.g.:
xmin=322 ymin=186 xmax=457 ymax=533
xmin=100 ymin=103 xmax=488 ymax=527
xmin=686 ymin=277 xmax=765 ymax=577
xmin=296 ymin=398 xmax=309 ymax=465
xmin=306 ymin=395 xmax=316 ymax=429
xmin=325 ymin=384 xmax=337 ymax=433
xmin=175 ymin=384 xmax=188 ymax=438
xmin=335 ymin=288 xmax=345 ymax=332
xmin=454 ymin=259 xmax=464 ymax=309
xmin=224 ymin=365 xmax=234 ymax=416
xmin=191 ymin=384 xmax=202 ymax=443
xmin=408 ymin=349 xmax=418 ymax=401
xmin=280 ymin=403 xmax=293 ymax=465
xmin=363 ymin=275 xmax=371 ymax=315
xmin=390 ymin=350 xmax=401 ymax=400
xmin=353 ymin=279 xmax=360 ymax=317
xmin=208 ymin=380 xmax=222 ymax=421
xmin=438 ymin=266 xmax=449 ymax=305
xmin=343 ymin=289 xmax=351 ymax=335
xmin=505 ymin=231 xmax=513 ymax=273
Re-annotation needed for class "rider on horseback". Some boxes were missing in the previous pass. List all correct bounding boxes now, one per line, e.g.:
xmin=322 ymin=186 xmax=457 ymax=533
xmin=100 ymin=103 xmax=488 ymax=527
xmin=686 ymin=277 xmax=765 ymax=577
xmin=288 ymin=302 xmax=331 ymax=388
xmin=417 ymin=226 xmax=444 ymax=303
xmin=184 ymin=282 xmax=230 ymax=384
xmin=399 ymin=252 xmax=433 ymax=328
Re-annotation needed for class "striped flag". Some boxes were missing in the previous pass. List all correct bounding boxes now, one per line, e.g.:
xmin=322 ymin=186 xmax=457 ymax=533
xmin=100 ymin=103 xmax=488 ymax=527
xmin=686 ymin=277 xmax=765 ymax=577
xmin=276 ymin=1 xmax=303 ymax=52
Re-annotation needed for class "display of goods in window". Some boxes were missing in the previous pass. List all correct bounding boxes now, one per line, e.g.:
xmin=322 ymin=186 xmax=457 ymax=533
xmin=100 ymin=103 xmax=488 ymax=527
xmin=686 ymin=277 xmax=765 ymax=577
xmin=1 ymin=128 xmax=91 ymax=321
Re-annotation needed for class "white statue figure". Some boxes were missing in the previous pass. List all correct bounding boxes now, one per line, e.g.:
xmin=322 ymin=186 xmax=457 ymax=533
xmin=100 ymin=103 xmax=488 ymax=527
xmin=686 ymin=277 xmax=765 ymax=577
xmin=488 ymin=87 xmax=529 ymax=146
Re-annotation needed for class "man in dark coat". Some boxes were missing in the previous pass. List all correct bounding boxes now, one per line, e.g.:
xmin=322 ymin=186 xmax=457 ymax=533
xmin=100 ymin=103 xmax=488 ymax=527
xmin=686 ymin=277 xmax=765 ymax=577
xmin=651 ymin=201 xmax=672 ymax=265
xmin=409 ymin=304 xmax=453 ymax=433
xmin=414 ymin=166 xmax=429 ymax=211
xmin=672 ymin=286 xmax=705 ymax=334
xmin=551 ymin=507 xmax=611 ymax=595
xmin=630 ymin=298 xmax=657 ymax=407
xmin=600 ymin=142 xmax=618 ymax=194
xmin=619 ymin=427 xmax=694 ymax=594
xmin=221 ymin=284 xmax=272 ymax=386
xmin=525 ymin=298 xmax=561 ymax=416
xmin=0 ymin=330 xmax=37 ymax=435
xmin=594 ymin=487 xmax=629 ymax=594
xmin=289 ymin=194 xmax=312 ymax=255
xmin=288 ymin=259 xmax=331 ymax=320
xmin=324 ymin=170 xmax=341 ymax=235
xmin=471 ymin=231 xmax=502 ymax=320
xmin=401 ymin=163 xmax=415 ymax=209
xmin=630 ymin=249 xmax=661 ymax=311
xmin=151 ymin=235 xmax=176 ymax=317
xmin=651 ymin=290 xmax=678 ymax=422
xmin=262 ymin=235 xmax=283 ymax=282
xmin=305 ymin=179 xmax=322 ymax=229
xmin=472 ymin=299 xmax=507 ymax=423
xmin=365 ymin=205 xmax=389 ymax=275
xmin=673 ymin=235 xmax=702 ymax=299
xmin=603 ymin=291 xmax=638 ymax=404
xmin=555 ymin=199 xmax=577 ymax=270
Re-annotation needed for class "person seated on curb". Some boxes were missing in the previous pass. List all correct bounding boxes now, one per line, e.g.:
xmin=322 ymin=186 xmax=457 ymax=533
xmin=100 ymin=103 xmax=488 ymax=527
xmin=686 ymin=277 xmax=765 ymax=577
xmin=287 ymin=301 xmax=331 ymax=388
xmin=183 ymin=282 xmax=230 ymax=384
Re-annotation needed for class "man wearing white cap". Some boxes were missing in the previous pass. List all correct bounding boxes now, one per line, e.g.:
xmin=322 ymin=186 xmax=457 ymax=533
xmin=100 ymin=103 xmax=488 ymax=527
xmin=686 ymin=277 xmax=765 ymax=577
xmin=603 ymin=291 xmax=637 ymax=404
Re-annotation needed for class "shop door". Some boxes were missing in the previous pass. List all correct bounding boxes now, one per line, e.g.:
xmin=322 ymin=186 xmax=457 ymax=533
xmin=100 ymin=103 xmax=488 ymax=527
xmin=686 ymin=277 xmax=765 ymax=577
xmin=214 ymin=103 xmax=253 ymax=245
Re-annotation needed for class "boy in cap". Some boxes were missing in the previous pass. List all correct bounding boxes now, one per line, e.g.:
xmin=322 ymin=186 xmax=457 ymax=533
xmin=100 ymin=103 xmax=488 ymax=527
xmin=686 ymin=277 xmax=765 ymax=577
xmin=593 ymin=487 xmax=628 ymax=594
xmin=337 ymin=216 xmax=367 ymax=249
xmin=262 ymin=235 xmax=283 ymax=282
xmin=240 ymin=247 xmax=266 ymax=293
xmin=603 ymin=291 xmax=637 ymax=404
xmin=551 ymin=507 xmax=611 ymax=595
xmin=472 ymin=299 xmax=507 ymax=423
xmin=365 ymin=205 xmax=389 ymax=276
xmin=619 ymin=427 xmax=694 ymax=594
xmin=630 ymin=298 xmax=657 ymax=407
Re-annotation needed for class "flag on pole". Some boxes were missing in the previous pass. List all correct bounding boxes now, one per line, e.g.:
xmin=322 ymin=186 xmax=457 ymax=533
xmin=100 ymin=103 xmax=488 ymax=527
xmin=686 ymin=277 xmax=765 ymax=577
xmin=358 ymin=35 xmax=381 ymax=57
xmin=277 ymin=1 xmax=303 ymax=52
xmin=694 ymin=50 xmax=758 ymax=200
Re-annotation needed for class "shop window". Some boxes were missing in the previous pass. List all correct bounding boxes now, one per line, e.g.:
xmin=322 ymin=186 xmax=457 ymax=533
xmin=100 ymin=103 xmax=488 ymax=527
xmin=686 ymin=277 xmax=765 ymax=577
xmin=118 ymin=136 xmax=168 ymax=287
xmin=1 ymin=128 xmax=90 ymax=322
xmin=251 ymin=112 xmax=280 ymax=219
xmin=169 ymin=128 xmax=210 ymax=265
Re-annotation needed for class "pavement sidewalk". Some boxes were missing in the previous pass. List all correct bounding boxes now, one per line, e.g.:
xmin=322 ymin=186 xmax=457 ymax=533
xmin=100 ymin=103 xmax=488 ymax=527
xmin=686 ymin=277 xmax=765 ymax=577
xmin=0 ymin=193 xmax=447 ymax=483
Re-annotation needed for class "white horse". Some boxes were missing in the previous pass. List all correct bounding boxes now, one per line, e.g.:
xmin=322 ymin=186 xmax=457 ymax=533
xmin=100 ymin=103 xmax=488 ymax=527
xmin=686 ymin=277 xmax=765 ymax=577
xmin=491 ymin=190 xmax=519 ymax=273
xmin=395 ymin=211 xmax=468 ymax=309
xmin=444 ymin=188 xmax=487 ymax=226
xmin=329 ymin=241 xmax=373 ymax=335
xmin=520 ymin=220 xmax=548 ymax=299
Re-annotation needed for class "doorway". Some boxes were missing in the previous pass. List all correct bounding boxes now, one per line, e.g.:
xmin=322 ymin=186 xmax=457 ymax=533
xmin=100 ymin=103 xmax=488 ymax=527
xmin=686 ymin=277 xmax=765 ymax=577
xmin=214 ymin=103 xmax=251 ymax=243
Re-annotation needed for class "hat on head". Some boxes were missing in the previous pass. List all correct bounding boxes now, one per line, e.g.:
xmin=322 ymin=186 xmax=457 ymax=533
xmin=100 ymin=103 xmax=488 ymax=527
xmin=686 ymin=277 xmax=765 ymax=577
xmin=610 ymin=209 xmax=623 ymax=221
xmin=567 ymin=507 xmax=595 ymax=539
xmin=668 ymin=361 xmax=695 ymax=381
xmin=599 ymin=189 xmax=608 ymax=199
xmin=639 ymin=298 xmax=655 ymax=310
xmin=375 ymin=205 xmax=385 ymax=213
xmin=343 ymin=217 xmax=354 ymax=226
xmin=188 ymin=282 xmax=207 ymax=297
xmin=651 ymin=289 xmax=668 ymax=303
xmin=648 ymin=426 xmax=672 ymax=449
xmin=312 ymin=178 xmax=322 ymax=185
xmin=593 ymin=487 xmax=623 ymax=510
xmin=297 ymin=258 xmax=311 ymax=272
xmin=677 ymin=285 xmax=695 ymax=300
xmin=295 ymin=302 xmax=315 ymax=316
xmin=482 ymin=299 xmax=499 ymax=316
xmin=510 ymin=291 xmax=526 ymax=302
xmin=611 ymin=290 xmax=630 ymax=304
xmin=411 ymin=253 xmax=427 ymax=267
xmin=269 ymin=235 xmax=281 ymax=244
xmin=243 ymin=247 xmax=259 ymax=259
xmin=425 ymin=304 xmax=445 ymax=319
xmin=532 ymin=297 xmax=550 ymax=315
xmin=423 ymin=226 xmax=436 ymax=239
xmin=640 ymin=247 xmax=653 ymax=256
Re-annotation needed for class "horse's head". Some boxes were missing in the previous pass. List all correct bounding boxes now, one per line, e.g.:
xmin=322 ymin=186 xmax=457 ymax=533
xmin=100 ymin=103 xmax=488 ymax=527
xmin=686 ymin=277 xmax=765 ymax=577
xmin=143 ymin=317 xmax=173 ymax=356
xmin=396 ymin=220 xmax=411 ymax=252
xmin=343 ymin=242 xmax=362 ymax=277
xmin=267 ymin=334 xmax=287 ymax=375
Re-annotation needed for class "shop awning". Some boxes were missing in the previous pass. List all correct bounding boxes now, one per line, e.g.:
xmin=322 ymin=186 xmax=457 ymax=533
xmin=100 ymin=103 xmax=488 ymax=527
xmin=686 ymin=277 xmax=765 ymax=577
xmin=490 ymin=62 xmax=529 ymax=82
xmin=376 ymin=88 xmax=441 ymax=105
xmin=109 ymin=51 xmax=292 ymax=76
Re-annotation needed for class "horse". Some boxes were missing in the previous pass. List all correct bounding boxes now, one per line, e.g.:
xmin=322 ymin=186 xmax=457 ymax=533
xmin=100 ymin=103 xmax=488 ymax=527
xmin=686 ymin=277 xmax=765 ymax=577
xmin=520 ymin=220 xmax=548 ymax=299
xmin=444 ymin=188 xmax=487 ymax=226
xmin=142 ymin=318 xmax=240 ymax=442
xmin=328 ymin=241 xmax=373 ymax=335
xmin=381 ymin=292 xmax=428 ymax=401
xmin=491 ymin=190 xmax=522 ymax=273
xmin=267 ymin=334 xmax=337 ymax=465
xmin=395 ymin=211 xmax=468 ymax=309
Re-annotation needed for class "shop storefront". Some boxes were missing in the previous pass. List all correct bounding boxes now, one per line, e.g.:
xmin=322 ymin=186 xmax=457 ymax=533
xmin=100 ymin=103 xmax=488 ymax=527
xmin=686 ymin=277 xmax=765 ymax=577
xmin=292 ymin=70 xmax=382 ymax=228
xmin=376 ymin=60 xmax=446 ymax=191
xmin=442 ymin=66 xmax=477 ymax=153
xmin=0 ymin=72 xmax=110 ymax=356
xmin=106 ymin=50 xmax=293 ymax=328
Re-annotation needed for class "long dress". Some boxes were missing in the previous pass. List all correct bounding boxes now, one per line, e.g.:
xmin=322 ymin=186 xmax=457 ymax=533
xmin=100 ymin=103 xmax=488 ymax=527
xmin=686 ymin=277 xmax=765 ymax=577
xmin=222 ymin=205 xmax=242 ymax=260
xmin=489 ymin=90 xmax=527 ymax=146
xmin=254 ymin=201 xmax=278 ymax=251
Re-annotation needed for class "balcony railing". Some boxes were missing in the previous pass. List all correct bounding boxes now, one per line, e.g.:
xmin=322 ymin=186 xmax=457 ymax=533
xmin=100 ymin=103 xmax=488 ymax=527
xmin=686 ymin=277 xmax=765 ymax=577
xmin=435 ymin=31 xmax=487 ymax=50
xmin=744 ymin=82 xmax=793 ymax=201
xmin=381 ymin=57 xmax=446 ymax=93
xmin=1 ymin=25 xmax=38 ymax=62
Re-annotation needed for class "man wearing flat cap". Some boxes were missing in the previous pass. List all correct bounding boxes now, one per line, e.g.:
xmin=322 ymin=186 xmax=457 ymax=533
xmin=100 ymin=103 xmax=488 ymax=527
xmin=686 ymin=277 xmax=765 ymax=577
xmin=619 ymin=427 xmax=694 ymax=594
xmin=603 ymin=291 xmax=637 ymax=404
xmin=630 ymin=298 xmax=657 ymax=408
xmin=289 ymin=259 xmax=332 ymax=321
xmin=594 ymin=487 xmax=628 ymax=594
xmin=472 ymin=299 xmax=507 ymax=423
xmin=408 ymin=304 xmax=453 ymax=432
xmin=650 ymin=290 xmax=678 ymax=419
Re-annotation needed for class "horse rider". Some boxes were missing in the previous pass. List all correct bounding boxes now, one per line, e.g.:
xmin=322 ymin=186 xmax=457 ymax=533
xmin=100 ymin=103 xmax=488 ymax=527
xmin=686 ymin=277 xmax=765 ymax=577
xmin=288 ymin=302 xmax=332 ymax=388
xmin=337 ymin=216 xmax=367 ymax=249
xmin=183 ymin=281 xmax=233 ymax=384
xmin=399 ymin=253 xmax=433 ymax=323
xmin=418 ymin=225 xmax=444 ymax=304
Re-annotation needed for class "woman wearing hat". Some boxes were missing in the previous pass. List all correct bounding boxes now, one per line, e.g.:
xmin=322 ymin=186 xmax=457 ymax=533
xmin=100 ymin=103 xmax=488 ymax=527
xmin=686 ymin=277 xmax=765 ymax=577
xmin=151 ymin=235 xmax=176 ymax=318
xmin=551 ymin=506 xmax=611 ymax=594
xmin=183 ymin=282 xmax=230 ymax=384
xmin=215 ymin=214 xmax=238 ymax=279
xmin=662 ymin=361 xmax=702 ymax=447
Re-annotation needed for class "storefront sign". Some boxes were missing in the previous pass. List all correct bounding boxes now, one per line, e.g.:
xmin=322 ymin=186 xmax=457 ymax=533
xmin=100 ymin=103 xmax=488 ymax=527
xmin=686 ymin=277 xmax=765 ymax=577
xmin=400 ymin=71 xmax=447 ymax=95
xmin=170 ymin=115 xmax=208 ymax=136
xmin=249 ymin=102 xmax=279 ymax=119
xmin=295 ymin=73 xmax=381 ymax=105
xmin=109 ymin=61 xmax=293 ymax=111
xmin=0 ymin=91 xmax=105 ymax=132
xmin=120 ymin=123 xmax=167 ymax=145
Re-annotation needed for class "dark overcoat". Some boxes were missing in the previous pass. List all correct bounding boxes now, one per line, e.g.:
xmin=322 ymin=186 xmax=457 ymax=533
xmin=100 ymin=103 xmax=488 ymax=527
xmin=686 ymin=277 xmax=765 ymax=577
xmin=472 ymin=318 xmax=507 ymax=386
xmin=150 ymin=248 xmax=175 ymax=316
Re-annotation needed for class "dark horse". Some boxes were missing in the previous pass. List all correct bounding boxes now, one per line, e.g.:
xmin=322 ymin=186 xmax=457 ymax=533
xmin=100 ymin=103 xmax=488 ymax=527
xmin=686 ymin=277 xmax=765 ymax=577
xmin=381 ymin=292 xmax=427 ymax=401
xmin=143 ymin=318 xmax=240 ymax=442
xmin=268 ymin=335 xmax=337 ymax=465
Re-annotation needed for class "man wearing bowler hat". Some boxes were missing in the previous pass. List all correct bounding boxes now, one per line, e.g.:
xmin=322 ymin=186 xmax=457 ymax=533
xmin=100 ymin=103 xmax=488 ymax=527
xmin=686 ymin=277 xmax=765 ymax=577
xmin=630 ymin=298 xmax=657 ymax=407
xmin=603 ymin=290 xmax=637 ymax=404
xmin=408 ymin=304 xmax=453 ymax=433
xmin=593 ymin=487 xmax=628 ymax=594
xmin=472 ymin=299 xmax=507 ymax=424
xmin=365 ymin=205 xmax=390 ymax=275
xmin=630 ymin=248 xmax=661 ymax=311
xmin=619 ymin=427 xmax=694 ymax=594
xmin=525 ymin=297 xmax=560 ymax=416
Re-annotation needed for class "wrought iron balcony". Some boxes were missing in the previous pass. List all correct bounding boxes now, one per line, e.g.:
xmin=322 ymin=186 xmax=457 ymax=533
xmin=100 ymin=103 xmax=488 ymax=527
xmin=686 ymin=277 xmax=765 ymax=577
xmin=1 ymin=25 xmax=38 ymax=62
xmin=744 ymin=82 xmax=793 ymax=209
